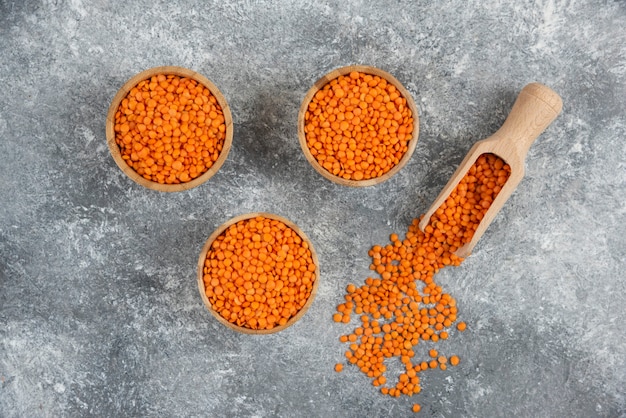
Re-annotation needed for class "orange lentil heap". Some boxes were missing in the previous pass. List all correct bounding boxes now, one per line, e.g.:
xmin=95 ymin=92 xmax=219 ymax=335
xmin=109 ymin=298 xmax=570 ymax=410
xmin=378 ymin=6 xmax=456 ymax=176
xmin=203 ymin=216 xmax=317 ymax=331
xmin=114 ymin=74 xmax=226 ymax=184
xmin=303 ymin=71 xmax=414 ymax=181
xmin=333 ymin=153 xmax=511 ymax=411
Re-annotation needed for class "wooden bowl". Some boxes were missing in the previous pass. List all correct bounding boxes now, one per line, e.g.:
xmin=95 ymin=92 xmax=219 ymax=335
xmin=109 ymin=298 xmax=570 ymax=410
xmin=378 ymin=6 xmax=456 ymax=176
xmin=197 ymin=213 xmax=320 ymax=334
xmin=105 ymin=66 xmax=233 ymax=192
xmin=298 ymin=65 xmax=419 ymax=187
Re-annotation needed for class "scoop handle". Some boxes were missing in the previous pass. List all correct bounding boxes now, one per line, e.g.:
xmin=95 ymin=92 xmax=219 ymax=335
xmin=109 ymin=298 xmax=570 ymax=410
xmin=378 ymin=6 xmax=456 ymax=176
xmin=493 ymin=82 xmax=563 ymax=159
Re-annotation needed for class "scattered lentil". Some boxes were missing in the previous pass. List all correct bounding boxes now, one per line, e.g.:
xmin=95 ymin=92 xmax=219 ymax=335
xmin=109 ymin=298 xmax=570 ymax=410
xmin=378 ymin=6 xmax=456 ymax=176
xmin=333 ymin=153 xmax=511 ymax=412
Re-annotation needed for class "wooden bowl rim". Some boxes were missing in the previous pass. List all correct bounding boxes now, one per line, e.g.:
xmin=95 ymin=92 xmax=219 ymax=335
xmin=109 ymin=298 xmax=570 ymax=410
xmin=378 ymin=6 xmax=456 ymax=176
xmin=297 ymin=65 xmax=420 ymax=187
xmin=196 ymin=212 xmax=320 ymax=335
xmin=105 ymin=66 xmax=233 ymax=192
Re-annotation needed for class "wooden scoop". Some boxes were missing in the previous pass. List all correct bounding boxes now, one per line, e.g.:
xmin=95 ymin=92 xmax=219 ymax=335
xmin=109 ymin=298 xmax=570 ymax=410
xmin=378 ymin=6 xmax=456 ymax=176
xmin=419 ymin=83 xmax=563 ymax=258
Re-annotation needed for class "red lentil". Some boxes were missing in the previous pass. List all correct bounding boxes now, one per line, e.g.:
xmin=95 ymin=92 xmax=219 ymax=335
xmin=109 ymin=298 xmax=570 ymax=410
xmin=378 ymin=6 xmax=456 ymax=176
xmin=203 ymin=216 xmax=316 ymax=330
xmin=333 ymin=153 xmax=511 ymax=412
xmin=303 ymin=71 xmax=414 ymax=181
xmin=114 ymin=74 xmax=226 ymax=184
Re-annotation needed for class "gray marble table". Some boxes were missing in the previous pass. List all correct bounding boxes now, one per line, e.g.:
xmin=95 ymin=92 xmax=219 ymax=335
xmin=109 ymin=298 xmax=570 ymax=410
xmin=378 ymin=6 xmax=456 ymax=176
xmin=1 ymin=1 xmax=624 ymax=417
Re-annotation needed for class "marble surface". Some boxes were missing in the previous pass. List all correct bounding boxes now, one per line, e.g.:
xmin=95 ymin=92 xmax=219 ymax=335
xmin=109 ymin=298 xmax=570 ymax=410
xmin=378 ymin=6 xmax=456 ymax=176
xmin=1 ymin=1 xmax=625 ymax=417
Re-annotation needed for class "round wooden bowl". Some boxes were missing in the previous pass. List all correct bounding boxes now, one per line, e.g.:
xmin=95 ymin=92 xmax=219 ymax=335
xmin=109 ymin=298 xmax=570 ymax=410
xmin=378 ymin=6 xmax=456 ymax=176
xmin=197 ymin=212 xmax=320 ymax=334
xmin=298 ymin=65 xmax=419 ymax=187
xmin=105 ymin=66 xmax=233 ymax=192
